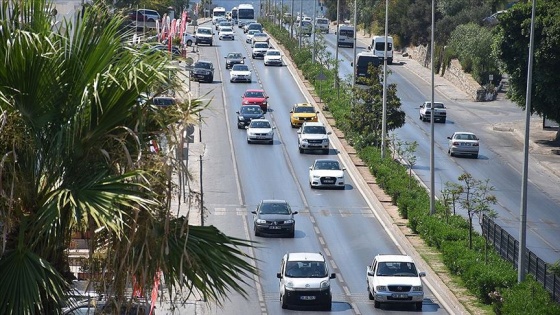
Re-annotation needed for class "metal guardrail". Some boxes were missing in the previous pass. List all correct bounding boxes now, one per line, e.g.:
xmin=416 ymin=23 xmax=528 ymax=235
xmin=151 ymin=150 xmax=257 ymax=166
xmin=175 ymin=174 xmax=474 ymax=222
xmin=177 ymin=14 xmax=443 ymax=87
xmin=482 ymin=214 xmax=560 ymax=303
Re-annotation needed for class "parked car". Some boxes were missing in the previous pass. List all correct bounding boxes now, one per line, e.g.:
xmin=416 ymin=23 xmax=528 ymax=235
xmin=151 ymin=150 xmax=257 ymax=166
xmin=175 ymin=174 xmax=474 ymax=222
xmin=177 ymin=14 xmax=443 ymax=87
xmin=289 ymin=103 xmax=318 ymax=127
xmin=224 ymin=52 xmax=245 ymax=69
xmin=252 ymin=200 xmax=297 ymax=236
xmin=127 ymin=9 xmax=160 ymax=22
xmin=309 ymin=159 xmax=345 ymax=189
xmin=242 ymin=89 xmax=269 ymax=111
xmin=190 ymin=60 xmax=214 ymax=83
xmin=447 ymin=131 xmax=480 ymax=158
xmin=366 ymin=254 xmax=426 ymax=310
xmin=152 ymin=96 xmax=176 ymax=107
xmin=229 ymin=64 xmax=252 ymax=83
xmin=246 ymin=119 xmax=275 ymax=144
xmin=277 ymin=252 xmax=335 ymax=310
xmin=182 ymin=32 xmax=195 ymax=46
xmin=261 ymin=50 xmax=282 ymax=67
xmin=149 ymin=44 xmax=182 ymax=58
xmin=236 ymin=105 xmax=265 ymax=129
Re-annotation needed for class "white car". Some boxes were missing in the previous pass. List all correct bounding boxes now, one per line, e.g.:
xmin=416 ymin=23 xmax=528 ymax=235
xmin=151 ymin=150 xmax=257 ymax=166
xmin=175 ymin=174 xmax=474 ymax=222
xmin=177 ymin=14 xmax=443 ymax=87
xmin=366 ymin=254 xmax=426 ymax=310
xmin=251 ymin=32 xmax=269 ymax=47
xmin=218 ymin=27 xmax=235 ymax=40
xmin=182 ymin=32 xmax=195 ymax=46
xmin=447 ymin=131 xmax=480 ymax=158
xmin=230 ymin=64 xmax=252 ymax=83
xmin=252 ymin=42 xmax=269 ymax=59
xmin=309 ymin=159 xmax=345 ymax=189
xmin=264 ymin=49 xmax=283 ymax=66
xmin=246 ymin=29 xmax=259 ymax=43
xmin=246 ymin=119 xmax=275 ymax=144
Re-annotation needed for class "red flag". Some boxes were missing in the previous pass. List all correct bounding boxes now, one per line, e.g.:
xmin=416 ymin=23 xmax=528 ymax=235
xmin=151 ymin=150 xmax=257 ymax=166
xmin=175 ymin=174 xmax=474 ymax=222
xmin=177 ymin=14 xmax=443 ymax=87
xmin=149 ymin=271 xmax=162 ymax=315
xmin=179 ymin=11 xmax=187 ymax=44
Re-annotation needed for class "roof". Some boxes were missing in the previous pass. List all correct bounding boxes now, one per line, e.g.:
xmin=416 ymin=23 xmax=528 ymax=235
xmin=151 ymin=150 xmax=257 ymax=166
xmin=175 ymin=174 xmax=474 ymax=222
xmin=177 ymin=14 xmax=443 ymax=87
xmin=302 ymin=121 xmax=324 ymax=126
xmin=287 ymin=252 xmax=325 ymax=262
xmin=261 ymin=199 xmax=288 ymax=204
xmin=294 ymin=103 xmax=312 ymax=107
xmin=245 ymin=89 xmax=264 ymax=92
xmin=375 ymin=254 xmax=415 ymax=263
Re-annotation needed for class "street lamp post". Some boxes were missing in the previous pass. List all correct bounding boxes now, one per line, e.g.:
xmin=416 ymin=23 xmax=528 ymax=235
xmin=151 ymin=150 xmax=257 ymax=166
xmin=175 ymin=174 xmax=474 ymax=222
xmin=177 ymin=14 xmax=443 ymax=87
xmin=290 ymin=0 xmax=294 ymax=38
xmin=351 ymin=0 xmax=357 ymax=89
xmin=298 ymin=0 xmax=303 ymax=48
xmin=429 ymin=0 xmax=436 ymax=215
xmin=518 ymin=0 xmax=537 ymax=283
xmin=380 ymin=0 xmax=388 ymax=158
xmin=334 ymin=0 xmax=340 ymax=94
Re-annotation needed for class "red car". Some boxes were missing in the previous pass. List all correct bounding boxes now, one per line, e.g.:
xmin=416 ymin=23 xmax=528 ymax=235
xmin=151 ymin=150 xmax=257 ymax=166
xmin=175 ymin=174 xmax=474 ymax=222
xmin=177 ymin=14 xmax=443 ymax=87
xmin=242 ymin=89 xmax=269 ymax=112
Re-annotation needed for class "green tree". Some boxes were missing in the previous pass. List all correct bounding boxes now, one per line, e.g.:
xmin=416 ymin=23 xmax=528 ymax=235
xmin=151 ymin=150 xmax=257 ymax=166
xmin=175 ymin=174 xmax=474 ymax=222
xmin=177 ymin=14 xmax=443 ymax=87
xmin=348 ymin=65 xmax=405 ymax=148
xmin=494 ymin=1 xmax=560 ymax=137
xmin=0 ymin=1 xmax=256 ymax=314
xmin=447 ymin=22 xmax=500 ymax=85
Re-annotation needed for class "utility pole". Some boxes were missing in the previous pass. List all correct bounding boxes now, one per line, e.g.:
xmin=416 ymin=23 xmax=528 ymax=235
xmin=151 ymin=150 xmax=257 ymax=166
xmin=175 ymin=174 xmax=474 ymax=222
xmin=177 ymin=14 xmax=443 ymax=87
xmin=518 ymin=0 xmax=537 ymax=283
xmin=351 ymin=0 xmax=357 ymax=89
xmin=290 ymin=0 xmax=294 ymax=38
xmin=429 ymin=0 xmax=436 ymax=215
xmin=312 ymin=0 xmax=317 ymax=62
xmin=298 ymin=0 xmax=303 ymax=48
xmin=380 ymin=0 xmax=388 ymax=158
xmin=334 ymin=0 xmax=340 ymax=95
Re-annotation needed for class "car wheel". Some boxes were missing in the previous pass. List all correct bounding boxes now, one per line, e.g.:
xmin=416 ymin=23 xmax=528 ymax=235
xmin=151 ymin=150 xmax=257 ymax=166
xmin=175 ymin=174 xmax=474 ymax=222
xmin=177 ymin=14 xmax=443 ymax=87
xmin=252 ymin=55 xmax=255 ymax=59
xmin=374 ymin=301 xmax=381 ymax=308
xmin=473 ymin=153 xmax=478 ymax=159
xmin=186 ymin=40 xmax=192 ymax=46
xmin=254 ymin=227 xmax=260 ymax=236
xmin=367 ymin=287 xmax=374 ymax=300
xmin=299 ymin=147 xmax=304 ymax=153
xmin=442 ymin=118 xmax=446 ymax=123
xmin=208 ymin=77 xmax=213 ymax=83
xmin=449 ymin=151 xmax=454 ymax=157
xmin=247 ymin=138 xmax=252 ymax=144
xmin=322 ymin=149 xmax=329 ymax=154
xmin=281 ymin=294 xmax=288 ymax=309
xmin=237 ymin=125 xmax=244 ymax=129
xmin=323 ymin=302 xmax=332 ymax=311
xmin=416 ymin=302 xmax=423 ymax=311
xmin=288 ymin=230 xmax=295 ymax=238
xmin=268 ymin=139 xmax=273 ymax=145
xmin=310 ymin=182 xmax=315 ymax=189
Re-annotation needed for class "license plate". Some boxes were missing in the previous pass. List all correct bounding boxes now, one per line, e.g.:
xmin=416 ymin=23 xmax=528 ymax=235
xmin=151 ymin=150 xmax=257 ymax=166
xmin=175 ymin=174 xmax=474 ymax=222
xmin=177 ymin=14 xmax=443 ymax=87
xmin=269 ymin=226 xmax=281 ymax=229
xmin=391 ymin=293 xmax=408 ymax=299
xmin=300 ymin=296 xmax=316 ymax=300
xmin=323 ymin=180 xmax=335 ymax=184
xmin=462 ymin=143 xmax=471 ymax=146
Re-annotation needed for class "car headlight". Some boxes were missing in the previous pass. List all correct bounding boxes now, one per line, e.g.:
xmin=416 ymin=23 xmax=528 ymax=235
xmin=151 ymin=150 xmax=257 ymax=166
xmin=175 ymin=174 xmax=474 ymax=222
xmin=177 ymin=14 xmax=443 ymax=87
xmin=412 ymin=286 xmax=423 ymax=291
xmin=256 ymin=219 xmax=266 ymax=224
xmin=311 ymin=175 xmax=320 ymax=180
xmin=284 ymin=219 xmax=294 ymax=224
xmin=242 ymin=100 xmax=249 ymax=105
xmin=262 ymin=101 xmax=267 ymax=105
xmin=322 ymin=139 xmax=329 ymax=144
xmin=285 ymin=281 xmax=295 ymax=289
xmin=376 ymin=285 xmax=387 ymax=292
xmin=320 ymin=280 xmax=330 ymax=289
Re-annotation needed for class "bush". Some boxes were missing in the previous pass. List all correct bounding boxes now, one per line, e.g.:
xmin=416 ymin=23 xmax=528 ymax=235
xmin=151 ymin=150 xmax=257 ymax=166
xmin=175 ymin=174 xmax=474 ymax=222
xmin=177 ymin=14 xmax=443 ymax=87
xmin=496 ymin=277 xmax=560 ymax=315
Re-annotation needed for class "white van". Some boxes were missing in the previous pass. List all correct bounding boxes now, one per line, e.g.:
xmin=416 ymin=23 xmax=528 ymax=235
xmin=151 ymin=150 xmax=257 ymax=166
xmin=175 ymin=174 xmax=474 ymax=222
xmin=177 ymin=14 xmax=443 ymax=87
xmin=212 ymin=7 xmax=226 ymax=24
xmin=315 ymin=17 xmax=330 ymax=33
xmin=370 ymin=35 xmax=394 ymax=64
xmin=336 ymin=25 xmax=354 ymax=47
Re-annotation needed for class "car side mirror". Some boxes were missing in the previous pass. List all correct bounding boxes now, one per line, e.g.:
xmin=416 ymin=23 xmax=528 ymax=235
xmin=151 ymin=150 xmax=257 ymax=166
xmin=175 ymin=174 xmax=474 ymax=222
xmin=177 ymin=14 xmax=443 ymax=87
xmin=330 ymin=273 xmax=336 ymax=279
xmin=277 ymin=272 xmax=282 ymax=279
xmin=447 ymin=136 xmax=452 ymax=140
xmin=297 ymin=130 xmax=301 ymax=134
xmin=292 ymin=211 xmax=298 ymax=215
xmin=236 ymin=111 xmax=240 ymax=114
xmin=327 ymin=131 xmax=332 ymax=135
xmin=419 ymin=271 xmax=426 ymax=277
xmin=251 ymin=210 xmax=257 ymax=214
xmin=350 ymin=62 xmax=353 ymax=67
xmin=266 ymin=96 xmax=270 ymax=99
xmin=316 ymin=111 xmax=319 ymax=114
xmin=367 ymin=266 xmax=374 ymax=276
xmin=290 ymin=110 xmax=294 ymax=113
xmin=309 ymin=166 xmax=312 ymax=170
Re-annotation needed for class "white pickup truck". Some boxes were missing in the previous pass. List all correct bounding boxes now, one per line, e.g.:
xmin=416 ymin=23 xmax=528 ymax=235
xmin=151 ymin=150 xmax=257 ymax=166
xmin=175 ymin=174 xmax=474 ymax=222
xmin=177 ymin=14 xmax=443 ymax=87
xmin=419 ymin=101 xmax=447 ymax=123
xmin=297 ymin=122 xmax=331 ymax=154
xmin=366 ymin=254 xmax=426 ymax=310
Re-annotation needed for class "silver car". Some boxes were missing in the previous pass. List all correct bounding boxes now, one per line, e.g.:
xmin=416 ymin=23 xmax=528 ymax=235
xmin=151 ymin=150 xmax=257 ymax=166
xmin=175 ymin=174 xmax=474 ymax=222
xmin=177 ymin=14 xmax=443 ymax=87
xmin=447 ymin=131 xmax=480 ymax=158
xmin=246 ymin=119 xmax=275 ymax=144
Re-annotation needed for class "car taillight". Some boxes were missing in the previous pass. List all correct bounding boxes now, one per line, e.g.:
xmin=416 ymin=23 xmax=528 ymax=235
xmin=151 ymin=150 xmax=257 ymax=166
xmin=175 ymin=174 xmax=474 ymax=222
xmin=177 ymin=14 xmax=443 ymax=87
xmin=452 ymin=141 xmax=460 ymax=145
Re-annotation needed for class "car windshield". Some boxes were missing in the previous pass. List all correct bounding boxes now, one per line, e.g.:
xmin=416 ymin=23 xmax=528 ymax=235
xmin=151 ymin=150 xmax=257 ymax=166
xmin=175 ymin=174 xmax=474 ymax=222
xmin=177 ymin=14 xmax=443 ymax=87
xmin=316 ymin=19 xmax=329 ymax=24
xmin=248 ymin=30 xmax=258 ymax=35
xmin=221 ymin=27 xmax=232 ymax=32
xmin=267 ymin=51 xmax=280 ymax=56
xmin=195 ymin=62 xmax=212 ymax=69
xmin=259 ymin=202 xmax=289 ymax=214
xmin=241 ymin=106 xmax=262 ymax=114
xmin=250 ymin=121 xmax=271 ymax=129
xmin=228 ymin=53 xmax=242 ymax=59
xmin=255 ymin=43 xmax=268 ymax=48
xmin=245 ymin=91 xmax=264 ymax=98
xmin=314 ymin=160 xmax=340 ymax=170
xmin=455 ymin=133 xmax=477 ymax=140
xmin=303 ymin=125 xmax=326 ymax=134
xmin=198 ymin=28 xmax=211 ymax=34
xmin=376 ymin=262 xmax=418 ymax=277
xmin=294 ymin=105 xmax=314 ymax=113
xmin=233 ymin=65 xmax=249 ymax=71
xmin=285 ymin=261 xmax=327 ymax=278
xmin=427 ymin=102 xmax=444 ymax=108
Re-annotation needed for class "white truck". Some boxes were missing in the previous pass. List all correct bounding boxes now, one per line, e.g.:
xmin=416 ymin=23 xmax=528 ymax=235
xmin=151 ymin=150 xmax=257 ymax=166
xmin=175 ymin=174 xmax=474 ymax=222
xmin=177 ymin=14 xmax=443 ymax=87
xmin=366 ymin=254 xmax=426 ymax=310
xmin=419 ymin=101 xmax=447 ymax=123
xmin=297 ymin=122 xmax=331 ymax=154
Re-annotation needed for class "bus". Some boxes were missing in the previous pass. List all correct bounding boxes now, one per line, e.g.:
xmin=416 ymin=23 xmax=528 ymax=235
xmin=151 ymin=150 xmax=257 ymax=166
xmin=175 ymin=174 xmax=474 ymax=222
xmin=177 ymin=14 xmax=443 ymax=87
xmin=212 ymin=7 xmax=226 ymax=24
xmin=336 ymin=25 xmax=354 ymax=47
xmin=231 ymin=7 xmax=238 ymax=24
xmin=237 ymin=4 xmax=255 ymax=28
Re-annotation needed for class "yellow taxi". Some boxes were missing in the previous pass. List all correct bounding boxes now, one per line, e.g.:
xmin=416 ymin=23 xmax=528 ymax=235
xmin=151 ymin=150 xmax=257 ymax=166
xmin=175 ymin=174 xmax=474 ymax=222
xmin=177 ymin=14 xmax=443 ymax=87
xmin=290 ymin=103 xmax=319 ymax=127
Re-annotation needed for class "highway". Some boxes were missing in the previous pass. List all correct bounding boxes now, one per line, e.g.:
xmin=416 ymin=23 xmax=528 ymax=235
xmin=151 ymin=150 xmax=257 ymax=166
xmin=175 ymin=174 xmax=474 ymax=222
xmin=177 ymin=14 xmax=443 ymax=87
xmin=191 ymin=22 xmax=451 ymax=314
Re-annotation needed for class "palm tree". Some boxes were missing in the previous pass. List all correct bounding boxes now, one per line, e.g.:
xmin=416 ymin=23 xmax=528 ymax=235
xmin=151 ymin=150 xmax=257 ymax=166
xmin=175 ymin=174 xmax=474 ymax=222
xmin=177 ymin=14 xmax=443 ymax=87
xmin=0 ymin=1 xmax=256 ymax=314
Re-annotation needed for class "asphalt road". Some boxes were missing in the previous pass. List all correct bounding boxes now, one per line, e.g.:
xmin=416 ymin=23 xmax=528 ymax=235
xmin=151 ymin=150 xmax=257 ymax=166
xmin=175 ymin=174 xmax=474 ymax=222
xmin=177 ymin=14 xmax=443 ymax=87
xmin=187 ymin=21 xmax=453 ymax=315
